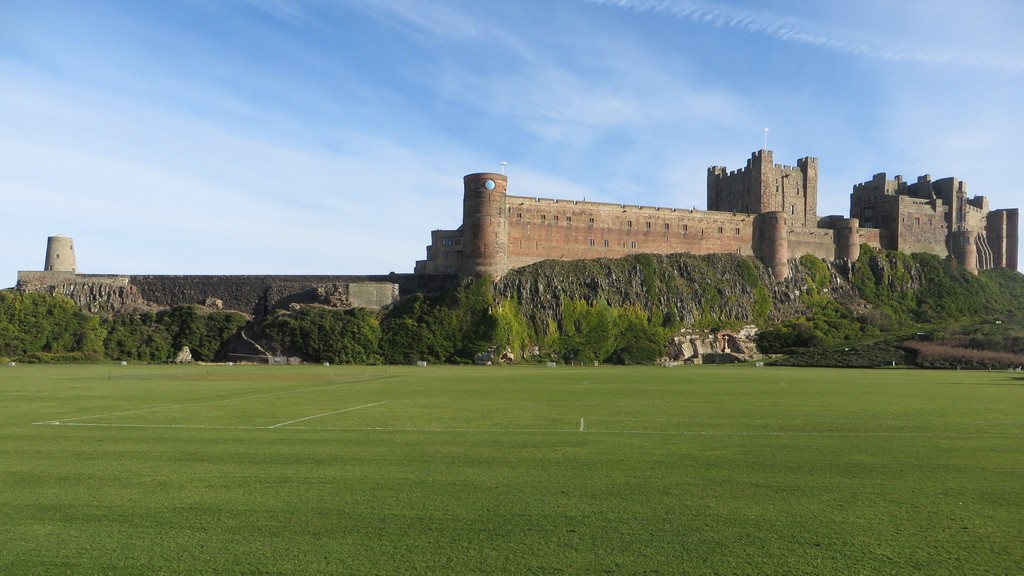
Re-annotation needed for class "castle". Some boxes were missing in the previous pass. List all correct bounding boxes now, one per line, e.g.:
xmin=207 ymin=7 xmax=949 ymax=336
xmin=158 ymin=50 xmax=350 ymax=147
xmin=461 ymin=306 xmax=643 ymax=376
xmin=414 ymin=149 xmax=1019 ymax=280
xmin=15 ymin=149 xmax=1019 ymax=314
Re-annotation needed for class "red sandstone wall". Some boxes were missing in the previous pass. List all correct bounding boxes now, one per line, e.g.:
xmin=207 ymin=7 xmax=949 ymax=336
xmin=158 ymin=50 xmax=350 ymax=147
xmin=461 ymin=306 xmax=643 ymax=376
xmin=504 ymin=196 xmax=755 ymax=269
xmin=895 ymin=197 xmax=949 ymax=256
xmin=787 ymin=227 xmax=836 ymax=261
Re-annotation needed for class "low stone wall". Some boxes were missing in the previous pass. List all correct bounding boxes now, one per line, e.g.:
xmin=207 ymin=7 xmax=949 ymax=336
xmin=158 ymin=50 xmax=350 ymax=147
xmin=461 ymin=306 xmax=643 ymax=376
xmin=130 ymin=275 xmax=418 ymax=316
xmin=15 ymin=271 xmax=456 ymax=316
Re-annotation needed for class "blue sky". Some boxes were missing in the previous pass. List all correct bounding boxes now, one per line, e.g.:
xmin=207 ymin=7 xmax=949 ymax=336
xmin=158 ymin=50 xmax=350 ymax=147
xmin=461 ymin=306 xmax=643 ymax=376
xmin=2 ymin=0 xmax=1022 ymax=284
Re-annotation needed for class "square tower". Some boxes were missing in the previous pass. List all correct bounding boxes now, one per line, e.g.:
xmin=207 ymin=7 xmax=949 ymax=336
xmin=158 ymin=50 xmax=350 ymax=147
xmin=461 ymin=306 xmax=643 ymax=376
xmin=707 ymin=150 xmax=818 ymax=227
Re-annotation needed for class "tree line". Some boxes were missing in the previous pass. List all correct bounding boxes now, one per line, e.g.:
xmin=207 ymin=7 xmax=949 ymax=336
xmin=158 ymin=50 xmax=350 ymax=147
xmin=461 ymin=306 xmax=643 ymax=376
xmin=3 ymin=249 xmax=1023 ymax=366
xmin=0 ymin=277 xmax=669 ymax=365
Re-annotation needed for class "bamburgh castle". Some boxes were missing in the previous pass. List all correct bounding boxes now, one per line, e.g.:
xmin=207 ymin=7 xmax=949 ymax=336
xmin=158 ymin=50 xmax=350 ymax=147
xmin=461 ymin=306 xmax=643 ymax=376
xmin=16 ymin=149 xmax=1019 ymax=314
xmin=415 ymin=149 xmax=1019 ymax=280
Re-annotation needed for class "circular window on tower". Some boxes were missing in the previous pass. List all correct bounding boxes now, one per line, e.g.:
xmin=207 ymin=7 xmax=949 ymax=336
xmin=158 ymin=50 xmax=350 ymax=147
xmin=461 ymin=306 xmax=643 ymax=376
xmin=484 ymin=179 xmax=495 ymax=190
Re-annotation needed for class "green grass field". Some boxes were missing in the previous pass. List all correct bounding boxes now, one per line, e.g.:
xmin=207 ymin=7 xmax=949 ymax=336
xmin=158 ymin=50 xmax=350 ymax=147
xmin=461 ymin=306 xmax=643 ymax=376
xmin=1 ymin=363 xmax=1022 ymax=575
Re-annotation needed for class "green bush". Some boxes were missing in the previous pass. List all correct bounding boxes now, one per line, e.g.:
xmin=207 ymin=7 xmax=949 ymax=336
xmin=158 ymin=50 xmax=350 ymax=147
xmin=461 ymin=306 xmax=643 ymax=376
xmin=263 ymin=306 xmax=381 ymax=364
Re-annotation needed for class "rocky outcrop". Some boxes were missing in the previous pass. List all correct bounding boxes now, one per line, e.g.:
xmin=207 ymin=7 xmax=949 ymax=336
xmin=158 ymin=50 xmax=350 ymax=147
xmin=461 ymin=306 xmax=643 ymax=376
xmin=665 ymin=326 xmax=762 ymax=364
xmin=174 ymin=346 xmax=193 ymax=364
xmin=495 ymin=253 xmax=813 ymax=331
xmin=42 ymin=278 xmax=150 ymax=314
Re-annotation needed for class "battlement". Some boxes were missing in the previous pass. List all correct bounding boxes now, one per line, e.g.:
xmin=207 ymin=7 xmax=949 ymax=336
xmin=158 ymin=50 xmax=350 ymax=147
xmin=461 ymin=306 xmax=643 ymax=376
xmin=510 ymin=194 xmax=701 ymax=214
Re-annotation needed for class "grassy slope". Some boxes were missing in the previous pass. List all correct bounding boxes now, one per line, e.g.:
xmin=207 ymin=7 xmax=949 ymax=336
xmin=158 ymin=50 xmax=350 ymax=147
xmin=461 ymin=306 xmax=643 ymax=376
xmin=1 ymin=364 xmax=1022 ymax=575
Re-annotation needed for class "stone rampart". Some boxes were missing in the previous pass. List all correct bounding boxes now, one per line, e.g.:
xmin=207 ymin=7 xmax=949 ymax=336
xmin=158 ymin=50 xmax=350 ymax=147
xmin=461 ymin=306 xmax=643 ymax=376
xmin=786 ymin=227 xmax=837 ymax=261
xmin=504 ymin=196 xmax=755 ymax=271
xmin=16 ymin=272 xmax=454 ymax=316
xmin=129 ymin=274 xmax=434 ymax=316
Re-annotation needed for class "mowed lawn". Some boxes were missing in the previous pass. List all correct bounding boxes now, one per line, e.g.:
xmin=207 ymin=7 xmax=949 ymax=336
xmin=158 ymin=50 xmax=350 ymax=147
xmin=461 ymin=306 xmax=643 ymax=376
xmin=1 ymin=364 xmax=1022 ymax=575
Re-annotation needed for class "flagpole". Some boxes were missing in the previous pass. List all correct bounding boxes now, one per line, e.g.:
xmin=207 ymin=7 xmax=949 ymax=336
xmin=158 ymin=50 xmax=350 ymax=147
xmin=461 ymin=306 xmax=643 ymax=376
xmin=764 ymin=128 xmax=769 ymax=150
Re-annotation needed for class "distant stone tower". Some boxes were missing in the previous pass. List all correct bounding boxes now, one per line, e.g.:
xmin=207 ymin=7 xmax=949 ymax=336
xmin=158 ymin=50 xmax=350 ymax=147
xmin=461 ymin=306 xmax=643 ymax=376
xmin=44 ymin=235 xmax=77 ymax=273
xmin=460 ymin=173 xmax=509 ymax=277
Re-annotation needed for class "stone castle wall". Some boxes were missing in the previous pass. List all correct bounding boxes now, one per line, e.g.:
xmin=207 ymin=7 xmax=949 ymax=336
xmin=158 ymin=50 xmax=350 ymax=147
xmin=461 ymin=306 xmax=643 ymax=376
xmin=418 ymin=150 xmax=1018 ymax=279
xmin=503 ymin=196 xmax=756 ymax=270
xmin=16 ymin=272 xmax=455 ymax=316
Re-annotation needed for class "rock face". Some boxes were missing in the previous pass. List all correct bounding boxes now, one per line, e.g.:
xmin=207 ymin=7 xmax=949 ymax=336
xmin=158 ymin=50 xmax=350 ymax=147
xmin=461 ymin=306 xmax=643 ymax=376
xmin=16 ymin=274 xmax=151 ymax=314
xmin=491 ymin=252 xmax=897 ymax=361
xmin=495 ymin=252 xmax=809 ymax=331
xmin=665 ymin=326 xmax=762 ymax=364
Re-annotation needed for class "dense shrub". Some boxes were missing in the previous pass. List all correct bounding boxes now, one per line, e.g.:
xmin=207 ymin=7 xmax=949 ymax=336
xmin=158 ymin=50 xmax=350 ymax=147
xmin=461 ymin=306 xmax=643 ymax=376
xmin=771 ymin=343 xmax=909 ymax=368
xmin=0 ymin=291 xmax=104 ymax=359
xmin=263 ymin=306 xmax=381 ymax=364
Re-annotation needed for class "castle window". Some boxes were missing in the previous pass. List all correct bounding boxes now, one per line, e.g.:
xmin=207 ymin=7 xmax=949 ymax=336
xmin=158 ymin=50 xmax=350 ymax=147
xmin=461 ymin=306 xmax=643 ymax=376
xmin=589 ymin=238 xmax=595 ymax=247
xmin=603 ymin=239 xmax=609 ymax=247
xmin=645 ymin=222 xmax=652 ymax=230
xmin=914 ymin=217 xmax=921 ymax=226
xmin=517 ymin=213 xmax=522 ymax=220
xmin=630 ymin=241 xmax=637 ymax=249
xmin=717 ymin=227 xmax=724 ymax=234
xmin=589 ymin=217 xmax=595 ymax=224
xmin=734 ymin=228 xmax=740 ymax=235
xmin=442 ymin=237 xmax=453 ymax=246
xmin=664 ymin=223 xmax=670 ymax=231
xmin=790 ymin=205 xmax=795 ymax=215
xmin=454 ymin=238 xmax=461 ymax=246
xmin=541 ymin=215 xmax=546 ymax=223
xmin=566 ymin=216 xmax=572 ymax=224
xmin=554 ymin=215 xmax=559 ymax=223
xmin=442 ymin=251 xmax=450 ymax=260
xmin=444 ymin=265 xmax=456 ymax=274
xmin=626 ymin=220 xmax=633 ymax=229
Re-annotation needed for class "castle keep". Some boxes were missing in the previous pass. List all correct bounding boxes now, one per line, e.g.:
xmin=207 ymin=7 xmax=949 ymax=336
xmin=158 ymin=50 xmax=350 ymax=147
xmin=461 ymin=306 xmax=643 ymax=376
xmin=415 ymin=149 xmax=1018 ymax=279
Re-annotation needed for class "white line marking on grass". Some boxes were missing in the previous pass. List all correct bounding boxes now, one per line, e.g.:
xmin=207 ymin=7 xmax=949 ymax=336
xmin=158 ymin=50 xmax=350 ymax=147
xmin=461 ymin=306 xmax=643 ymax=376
xmin=36 ymin=375 xmax=394 ymax=424
xmin=29 ymin=423 xmax=1024 ymax=438
xmin=41 ymin=422 xmax=265 ymax=430
xmin=269 ymin=401 xmax=387 ymax=428
xmin=580 ymin=418 xmax=585 ymax=432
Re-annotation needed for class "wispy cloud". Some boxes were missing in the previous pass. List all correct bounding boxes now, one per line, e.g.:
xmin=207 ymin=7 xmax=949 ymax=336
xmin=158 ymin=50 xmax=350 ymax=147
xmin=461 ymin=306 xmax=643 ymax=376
xmin=584 ymin=0 xmax=1024 ymax=71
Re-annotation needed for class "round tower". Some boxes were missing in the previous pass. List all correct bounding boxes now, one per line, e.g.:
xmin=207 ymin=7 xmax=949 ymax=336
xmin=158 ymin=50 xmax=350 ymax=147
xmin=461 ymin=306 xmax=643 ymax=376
xmin=953 ymin=230 xmax=978 ymax=275
xmin=44 ymin=235 xmax=77 ymax=273
xmin=834 ymin=218 xmax=861 ymax=263
xmin=460 ymin=173 xmax=509 ymax=277
xmin=757 ymin=211 xmax=789 ymax=281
